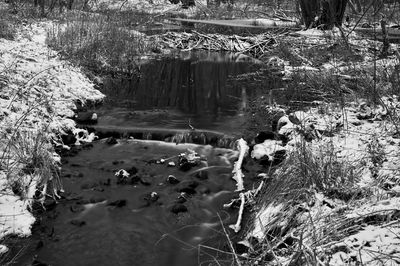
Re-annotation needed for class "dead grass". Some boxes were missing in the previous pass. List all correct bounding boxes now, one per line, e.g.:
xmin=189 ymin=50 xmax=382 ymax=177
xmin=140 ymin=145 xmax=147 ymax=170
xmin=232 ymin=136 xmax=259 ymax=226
xmin=3 ymin=128 xmax=61 ymax=199
xmin=242 ymin=138 xmax=368 ymax=265
xmin=0 ymin=8 xmax=18 ymax=40
xmin=46 ymin=11 xmax=154 ymax=75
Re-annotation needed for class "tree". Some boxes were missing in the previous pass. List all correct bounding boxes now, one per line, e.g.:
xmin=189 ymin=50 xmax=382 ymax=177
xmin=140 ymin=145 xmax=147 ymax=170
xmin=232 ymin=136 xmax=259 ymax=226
xmin=298 ymin=0 xmax=349 ymax=29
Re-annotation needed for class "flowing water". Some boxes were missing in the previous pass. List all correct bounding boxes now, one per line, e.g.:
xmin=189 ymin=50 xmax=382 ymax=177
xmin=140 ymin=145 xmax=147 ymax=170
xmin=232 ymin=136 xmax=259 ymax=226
xmin=3 ymin=52 xmax=269 ymax=266
xmin=15 ymin=140 xmax=259 ymax=266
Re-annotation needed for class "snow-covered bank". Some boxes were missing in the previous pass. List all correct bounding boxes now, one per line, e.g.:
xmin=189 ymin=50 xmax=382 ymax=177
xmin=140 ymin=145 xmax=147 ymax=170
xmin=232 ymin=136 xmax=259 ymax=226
xmin=243 ymin=97 xmax=400 ymax=265
xmin=0 ymin=21 xmax=104 ymax=250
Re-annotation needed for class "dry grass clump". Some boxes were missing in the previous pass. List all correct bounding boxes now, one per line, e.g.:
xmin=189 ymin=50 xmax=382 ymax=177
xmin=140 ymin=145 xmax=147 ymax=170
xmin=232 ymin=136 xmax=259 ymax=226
xmin=46 ymin=12 xmax=154 ymax=75
xmin=1 ymin=127 xmax=61 ymax=201
xmin=284 ymin=62 xmax=399 ymax=108
xmin=285 ymin=72 xmax=352 ymax=105
xmin=244 ymin=140 xmax=368 ymax=265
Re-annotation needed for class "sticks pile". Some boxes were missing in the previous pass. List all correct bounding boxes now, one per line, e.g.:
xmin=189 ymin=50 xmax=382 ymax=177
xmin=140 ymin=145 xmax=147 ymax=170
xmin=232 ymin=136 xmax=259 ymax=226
xmin=159 ymin=31 xmax=277 ymax=58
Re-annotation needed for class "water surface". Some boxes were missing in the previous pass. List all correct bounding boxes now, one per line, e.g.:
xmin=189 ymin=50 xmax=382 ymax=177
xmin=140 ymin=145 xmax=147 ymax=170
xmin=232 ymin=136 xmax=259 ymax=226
xmin=91 ymin=51 xmax=263 ymax=137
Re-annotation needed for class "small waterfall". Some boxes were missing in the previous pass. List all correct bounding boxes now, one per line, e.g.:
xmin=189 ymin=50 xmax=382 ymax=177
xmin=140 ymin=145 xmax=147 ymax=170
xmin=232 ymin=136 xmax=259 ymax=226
xmin=168 ymin=131 xmax=207 ymax=145
xmin=84 ymin=125 xmax=236 ymax=148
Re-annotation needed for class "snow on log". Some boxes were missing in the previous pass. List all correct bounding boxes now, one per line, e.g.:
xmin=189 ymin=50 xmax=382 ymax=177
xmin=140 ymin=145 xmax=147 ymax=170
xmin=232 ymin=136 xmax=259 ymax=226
xmin=229 ymin=192 xmax=245 ymax=233
xmin=232 ymin=138 xmax=249 ymax=192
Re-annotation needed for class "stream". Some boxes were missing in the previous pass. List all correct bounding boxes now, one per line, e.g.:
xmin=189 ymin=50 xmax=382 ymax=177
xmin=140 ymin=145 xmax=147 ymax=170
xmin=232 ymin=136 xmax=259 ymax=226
xmin=4 ymin=51 xmax=268 ymax=266
xmin=84 ymin=51 xmax=266 ymax=146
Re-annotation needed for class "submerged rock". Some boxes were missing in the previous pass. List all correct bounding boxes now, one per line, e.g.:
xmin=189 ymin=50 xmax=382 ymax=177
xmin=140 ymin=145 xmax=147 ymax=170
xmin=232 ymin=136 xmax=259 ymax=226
xmin=70 ymin=219 xmax=86 ymax=227
xmin=254 ymin=131 xmax=275 ymax=144
xmin=43 ymin=199 xmax=57 ymax=211
xmin=107 ymin=199 xmax=127 ymax=208
xmin=75 ymin=111 xmax=98 ymax=124
xmin=195 ymin=170 xmax=208 ymax=180
xmin=178 ymin=181 xmax=199 ymax=195
xmin=171 ymin=203 xmax=188 ymax=214
xmin=141 ymin=192 xmax=160 ymax=206
xmin=176 ymin=192 xmax=187 ymax=203
xmin=32 ymin=259 xmax=48 ymax=266
xmin=127 ymin=166 xmax=138 ymax=176
xmin=61 ymin=131 xmax=77 ymax=146
xmin=140 ymin=177 xmax=152 ymax=186
xmin=80 ymin=182 xmax=99 ymax=190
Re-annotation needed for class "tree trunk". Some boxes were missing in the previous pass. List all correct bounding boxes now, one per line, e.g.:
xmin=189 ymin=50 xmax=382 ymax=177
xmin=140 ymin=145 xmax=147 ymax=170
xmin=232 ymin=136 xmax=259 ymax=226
xmin=298 ymin=0 xmax=349 ymax=29
xmin=298 ymin=0 xmax=320 ymax=28
xmin=318 ymin=0 xmax=348 ymax=29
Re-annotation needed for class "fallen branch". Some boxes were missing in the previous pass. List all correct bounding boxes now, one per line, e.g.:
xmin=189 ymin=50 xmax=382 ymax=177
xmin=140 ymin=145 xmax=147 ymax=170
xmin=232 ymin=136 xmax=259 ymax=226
xmin=229 ymin=192 xmax=245 ymax=233
xmin=224 ymin=179 xmax=265 ymax=208
xmin=232 ymin=138 xmax=248 ymax=192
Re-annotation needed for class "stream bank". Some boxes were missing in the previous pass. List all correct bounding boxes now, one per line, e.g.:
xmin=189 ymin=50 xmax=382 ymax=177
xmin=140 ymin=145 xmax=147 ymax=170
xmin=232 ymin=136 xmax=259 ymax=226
xmin=2 ymin=1 xmax=400 ymax=265
xmin=0 ymin=20 xmax=104 ymax=259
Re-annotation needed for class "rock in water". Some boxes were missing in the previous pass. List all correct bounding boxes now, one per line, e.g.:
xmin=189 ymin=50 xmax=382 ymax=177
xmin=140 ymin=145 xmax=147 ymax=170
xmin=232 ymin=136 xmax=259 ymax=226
xmin=141 ymin=192 xmax=159 ymax=206
xmin=106 ymin=137 xmax=118 ymax=145
xmin=254 ymin=131 xmax=275 ymax=144
xmin=61 ymin=130 xmax=77 ymax=146
xmin=75 ymin=111 xmax=98 ymax=124
xmin=115 ymin=169 xmax=130 ymax=184
xmin=167 ymin=175 xmax=180 ymax=184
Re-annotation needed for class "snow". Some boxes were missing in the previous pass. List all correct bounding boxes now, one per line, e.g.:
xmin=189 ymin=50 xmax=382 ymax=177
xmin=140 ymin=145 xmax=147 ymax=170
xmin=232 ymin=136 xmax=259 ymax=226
xmin=251 ymin=203 xmax=284 ymax=240
xmin=330 ymin=225 xmax=400 ymax=265
xmin=114 ymin=169 xmax=130 ymax=178
xmin=94 ymin=0 xmax=178 ymax=12
xmin=251 ymin=139 xmax=285 ymax=160
xmin=246 ymin=96 xmax=400 ymax=264
xmin=0 ymin=21 xmax=104 ymax=246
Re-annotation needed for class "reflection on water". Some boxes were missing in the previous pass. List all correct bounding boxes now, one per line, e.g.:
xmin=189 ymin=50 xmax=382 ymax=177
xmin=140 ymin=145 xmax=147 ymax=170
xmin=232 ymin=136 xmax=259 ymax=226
xmin=95 ymin=51 xmax=262 ymax=134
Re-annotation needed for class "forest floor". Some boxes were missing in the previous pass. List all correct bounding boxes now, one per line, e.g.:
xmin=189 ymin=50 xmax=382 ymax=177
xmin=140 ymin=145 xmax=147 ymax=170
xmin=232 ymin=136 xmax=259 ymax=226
xmin=1 ymin=0 xmax=400 ymax=265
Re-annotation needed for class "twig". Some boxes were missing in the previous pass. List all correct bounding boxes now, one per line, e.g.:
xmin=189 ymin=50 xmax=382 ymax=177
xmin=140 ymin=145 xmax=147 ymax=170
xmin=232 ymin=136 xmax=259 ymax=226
xmin=229 ymin=192 xmax=245 ymax=233
xmin=217 ymin=213 xmax=242 ymax=266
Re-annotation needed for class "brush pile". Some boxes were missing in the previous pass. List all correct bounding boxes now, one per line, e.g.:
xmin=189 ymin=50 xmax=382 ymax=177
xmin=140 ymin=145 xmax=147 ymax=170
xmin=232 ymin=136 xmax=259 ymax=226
xmin=157 ymin=31 xmax=277 ymax=58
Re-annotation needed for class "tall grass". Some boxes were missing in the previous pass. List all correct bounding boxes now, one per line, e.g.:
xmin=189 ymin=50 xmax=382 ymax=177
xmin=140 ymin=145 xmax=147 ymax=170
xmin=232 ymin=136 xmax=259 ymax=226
xmin=46 ymin=11 xmax=155 ymax=75
xmin=244 ymin=139 xmax=367 ymax=265
xmin=0 ymin=8 xmax=18 ymax=40
xmin=0 ymin=54 xmax=63 ymax=203
xmin=3 ymin=128 xmax=61 ymax=200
